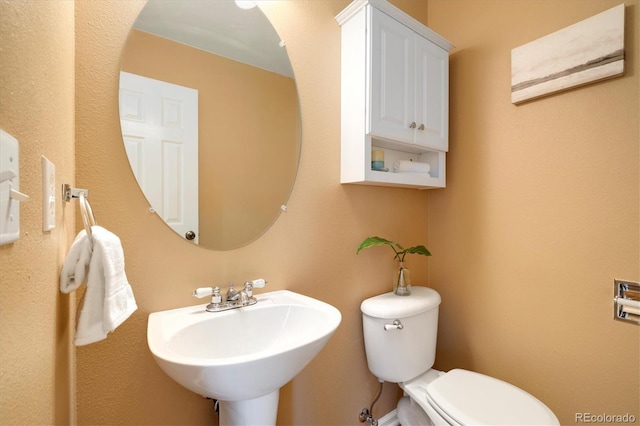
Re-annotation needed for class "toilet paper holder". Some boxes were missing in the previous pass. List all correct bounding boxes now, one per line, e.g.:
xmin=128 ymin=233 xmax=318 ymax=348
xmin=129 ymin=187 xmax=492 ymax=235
xmin=613 ymin=279 xmax=640 ymax=325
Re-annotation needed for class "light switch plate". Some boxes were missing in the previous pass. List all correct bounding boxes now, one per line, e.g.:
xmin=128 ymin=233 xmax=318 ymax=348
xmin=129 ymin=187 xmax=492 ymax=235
xmin=0 ymin=129 xmax=20 ymax=245
xmin=42 ymin=156 xmax=55 ymax=231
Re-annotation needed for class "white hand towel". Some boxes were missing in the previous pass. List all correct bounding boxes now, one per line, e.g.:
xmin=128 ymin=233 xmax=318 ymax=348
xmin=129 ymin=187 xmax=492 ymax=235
xmin=393 ymin=160 xmax=431 ymax=174
xmin=60 ymin=230 xmax=92 ymax=293
xmin=71 ymin=226 xmax=138 ymax=346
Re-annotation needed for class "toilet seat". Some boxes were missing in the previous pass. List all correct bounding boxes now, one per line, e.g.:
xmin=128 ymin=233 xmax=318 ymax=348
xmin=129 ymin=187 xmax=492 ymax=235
xmin=403 ymin=369 xmax=559 ymax=426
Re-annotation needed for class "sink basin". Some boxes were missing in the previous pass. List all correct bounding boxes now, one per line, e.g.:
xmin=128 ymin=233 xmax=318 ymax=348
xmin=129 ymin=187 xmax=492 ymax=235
xmin=147 ymin=289 xmax=341 ymax=425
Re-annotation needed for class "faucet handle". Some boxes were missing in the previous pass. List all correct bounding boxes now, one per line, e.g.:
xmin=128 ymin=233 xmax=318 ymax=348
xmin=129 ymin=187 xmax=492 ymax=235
xmin=243 ymin=281 xmax=253 ymax=297
xmin=211 ymin=286 xmax=222 ymax=304
xmin=248 ymin=278 xmax=266 ymax=288
xmin=193 ymin=287 xmax=214 ymax=298
xmin=243 ymin=279 xmax=266 ymax=298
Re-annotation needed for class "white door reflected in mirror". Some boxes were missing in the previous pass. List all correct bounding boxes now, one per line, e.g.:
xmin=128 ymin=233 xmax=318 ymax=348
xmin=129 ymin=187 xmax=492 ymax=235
xmin=119 ymin=72 xmax=199 ymax=243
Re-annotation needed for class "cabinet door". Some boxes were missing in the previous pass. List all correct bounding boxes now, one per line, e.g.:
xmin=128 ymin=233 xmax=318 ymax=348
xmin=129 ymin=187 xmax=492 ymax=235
xmin=369 ymin=8 xmax=415 ymax=143
xmin=414 ymin=36 xmax=449 ymax=151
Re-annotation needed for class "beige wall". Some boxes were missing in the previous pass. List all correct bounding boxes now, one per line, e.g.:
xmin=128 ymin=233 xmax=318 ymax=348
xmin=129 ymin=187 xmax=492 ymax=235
xmin=0 ymin=0 xmax=76 ymax=424
xmin=427 ymin=1 xmax=640 ymax=425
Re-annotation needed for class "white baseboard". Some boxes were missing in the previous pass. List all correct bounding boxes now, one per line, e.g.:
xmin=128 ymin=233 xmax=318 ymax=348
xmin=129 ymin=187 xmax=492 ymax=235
xmin=377 ymin=409 xmax=400 ymax=426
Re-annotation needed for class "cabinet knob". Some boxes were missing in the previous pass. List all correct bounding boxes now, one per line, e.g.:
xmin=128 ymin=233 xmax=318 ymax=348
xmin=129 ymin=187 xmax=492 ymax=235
xmin=409 ymin=121 xmax=417 ymax=129
xmin=418 ymin=123 xmax=425 ymax=131
xmin=185 ymin=230 xmax=196 ymax=240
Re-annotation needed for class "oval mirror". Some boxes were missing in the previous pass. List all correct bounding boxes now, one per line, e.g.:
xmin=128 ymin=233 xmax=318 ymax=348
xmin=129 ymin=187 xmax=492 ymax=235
xmin=118 ymin=0 xmax=300 ymax=250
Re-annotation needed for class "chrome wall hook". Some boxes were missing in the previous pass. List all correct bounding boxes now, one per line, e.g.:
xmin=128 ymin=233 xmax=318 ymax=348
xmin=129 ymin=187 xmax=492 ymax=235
xmin=62 ymin=183 xmax=89 ymax=202
xmin=61 ymin=183 xmax=96 ymax=240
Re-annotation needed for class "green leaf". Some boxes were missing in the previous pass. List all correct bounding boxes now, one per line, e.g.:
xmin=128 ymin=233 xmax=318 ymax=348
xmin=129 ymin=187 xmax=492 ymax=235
xmin=403 ymin=245 xmax=431 ymax=257
xmin=356 ymin=236 xmax=431 ymax=261
xmin=356 ymin=236 xmax=397 ymax=254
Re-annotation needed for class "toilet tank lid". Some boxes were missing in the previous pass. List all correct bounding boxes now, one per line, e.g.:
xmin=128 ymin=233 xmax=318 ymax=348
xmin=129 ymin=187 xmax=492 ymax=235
xmin=361 ymin=286 xmax=441 ymax=318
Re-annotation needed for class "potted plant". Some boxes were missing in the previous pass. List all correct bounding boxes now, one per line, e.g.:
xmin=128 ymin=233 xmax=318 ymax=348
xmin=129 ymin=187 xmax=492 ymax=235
xmin=356 ymin=236 xmax=431 ymax=296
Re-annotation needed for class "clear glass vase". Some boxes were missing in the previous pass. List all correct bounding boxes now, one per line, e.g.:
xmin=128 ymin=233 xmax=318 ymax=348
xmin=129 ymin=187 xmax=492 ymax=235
xmin=393 ymin=260 xmax=411 ymax=296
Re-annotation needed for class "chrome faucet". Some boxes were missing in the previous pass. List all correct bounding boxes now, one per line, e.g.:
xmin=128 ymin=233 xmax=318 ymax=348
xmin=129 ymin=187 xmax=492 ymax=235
xmin=192 ymin=279 xmax=267 ymax=312
xmin=225 ymin=282 xmax=239 ymax=302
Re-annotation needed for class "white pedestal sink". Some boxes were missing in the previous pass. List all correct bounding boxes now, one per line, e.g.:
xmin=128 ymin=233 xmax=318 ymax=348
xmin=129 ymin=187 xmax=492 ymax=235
xmin=147 ymin=290 xmax=342 ymax=425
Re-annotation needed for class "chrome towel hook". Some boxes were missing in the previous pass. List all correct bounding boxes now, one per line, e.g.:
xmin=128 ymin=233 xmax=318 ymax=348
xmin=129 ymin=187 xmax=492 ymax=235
xmin=62 ymin=183 xmax=97 ymax=240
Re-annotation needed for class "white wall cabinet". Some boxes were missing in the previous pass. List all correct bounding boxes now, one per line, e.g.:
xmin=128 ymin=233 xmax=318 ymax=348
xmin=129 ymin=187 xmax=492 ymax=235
xmin=336 ymin=0 xmax=452 ymax=189
xmin=370 ymin=8 xmax=449 ymax=151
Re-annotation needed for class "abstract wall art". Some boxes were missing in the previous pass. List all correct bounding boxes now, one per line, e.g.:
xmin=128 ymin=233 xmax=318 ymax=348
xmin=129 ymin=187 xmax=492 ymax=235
xmin=511 ymin=4 xmax=625 ymax=104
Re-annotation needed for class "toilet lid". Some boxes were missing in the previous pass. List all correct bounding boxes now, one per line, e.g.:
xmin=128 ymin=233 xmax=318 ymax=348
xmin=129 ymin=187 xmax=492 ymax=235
xmin=426 ymin=369 xmax=559 ymax=426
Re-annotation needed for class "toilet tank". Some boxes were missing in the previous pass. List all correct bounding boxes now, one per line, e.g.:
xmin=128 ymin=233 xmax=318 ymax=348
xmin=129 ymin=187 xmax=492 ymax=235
xmin=361 ymin=286 xmax=441 ymax=383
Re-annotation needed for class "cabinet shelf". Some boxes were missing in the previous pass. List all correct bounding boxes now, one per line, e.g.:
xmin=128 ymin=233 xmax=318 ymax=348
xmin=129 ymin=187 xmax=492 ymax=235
xmin=341 ymin=135 xmax=446 ymax=189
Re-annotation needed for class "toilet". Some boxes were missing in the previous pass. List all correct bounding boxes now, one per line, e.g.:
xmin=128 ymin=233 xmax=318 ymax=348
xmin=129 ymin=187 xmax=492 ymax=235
xmin=361 ymin=286 xmax=559 ymax=426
